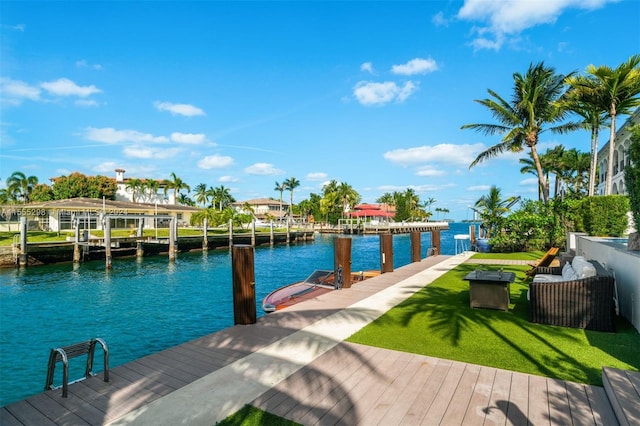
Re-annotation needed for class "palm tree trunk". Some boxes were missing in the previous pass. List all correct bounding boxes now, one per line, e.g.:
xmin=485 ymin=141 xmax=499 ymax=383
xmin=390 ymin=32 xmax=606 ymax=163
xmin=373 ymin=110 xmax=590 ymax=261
xmin=589 ymin=127 xmax=599 ymax=196
xmin=605 ymin=109 xmax=617 ymax=195
xmin=531 ymin=145 xmax=549 ymax=204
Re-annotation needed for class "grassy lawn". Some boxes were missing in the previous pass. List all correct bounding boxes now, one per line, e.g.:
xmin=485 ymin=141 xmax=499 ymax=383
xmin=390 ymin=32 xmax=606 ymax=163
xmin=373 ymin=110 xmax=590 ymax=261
xmin=216 ymin=405 xmax=300 ymax=426
xmin=347 ymin=262 xmax=639 ymax=386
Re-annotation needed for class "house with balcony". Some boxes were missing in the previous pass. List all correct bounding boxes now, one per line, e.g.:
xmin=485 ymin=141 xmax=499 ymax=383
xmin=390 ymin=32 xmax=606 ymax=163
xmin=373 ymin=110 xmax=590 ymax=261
xmin=597 ymin=108 xmax=639 ymax=195
xmin=231 ymin=198 xmax=289 ymax=223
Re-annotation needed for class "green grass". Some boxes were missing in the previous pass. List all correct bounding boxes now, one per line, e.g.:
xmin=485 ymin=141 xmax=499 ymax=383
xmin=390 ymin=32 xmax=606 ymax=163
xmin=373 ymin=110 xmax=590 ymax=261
xmin=216 ymin=404 xmax=301 ymax=426
xmin=470 ymin=251 xmax=544 ymax=261
xmin=347 ymin=263 xmax=640 ymax=386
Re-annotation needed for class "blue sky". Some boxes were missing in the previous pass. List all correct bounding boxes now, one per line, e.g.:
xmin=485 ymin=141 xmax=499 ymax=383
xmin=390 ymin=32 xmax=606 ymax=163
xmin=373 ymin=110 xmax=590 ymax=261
xmin=1 ymin=0 xmax=639 ymax=220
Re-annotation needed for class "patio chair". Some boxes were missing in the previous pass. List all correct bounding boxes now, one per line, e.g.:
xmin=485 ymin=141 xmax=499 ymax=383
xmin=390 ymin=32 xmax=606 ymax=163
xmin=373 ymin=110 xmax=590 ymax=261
xmin=525 ymin=247 xmax=560 ymax=279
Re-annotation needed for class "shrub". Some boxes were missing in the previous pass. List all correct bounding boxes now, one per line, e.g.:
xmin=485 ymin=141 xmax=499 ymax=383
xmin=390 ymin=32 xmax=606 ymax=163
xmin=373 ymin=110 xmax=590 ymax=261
xmin=579 ymin=195 xmax=630 ymax=236
xmin=624 ymin=124 xmax=640 ymax=230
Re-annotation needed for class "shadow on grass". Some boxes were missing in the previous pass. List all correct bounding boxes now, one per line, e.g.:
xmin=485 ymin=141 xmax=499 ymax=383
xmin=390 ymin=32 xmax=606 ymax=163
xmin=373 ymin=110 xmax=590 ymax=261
xmin=349 ymin=263 xmax=640 ymax=386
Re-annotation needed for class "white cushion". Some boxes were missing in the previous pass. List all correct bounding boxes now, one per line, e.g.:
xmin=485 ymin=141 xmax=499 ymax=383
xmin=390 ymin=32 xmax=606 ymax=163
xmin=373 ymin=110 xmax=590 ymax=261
xmin=579 ymin=263 xmax=597 ymax=278
xmin=571 ymin=256 xmax=589 ymax=277
xmin=562 ymin=263 xmax=578 ymax=280
xmin=533 ymin=274 xmax=567 ymax=283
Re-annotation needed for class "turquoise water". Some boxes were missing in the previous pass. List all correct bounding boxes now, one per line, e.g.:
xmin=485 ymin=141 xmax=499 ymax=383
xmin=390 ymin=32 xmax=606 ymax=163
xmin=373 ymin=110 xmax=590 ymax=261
xmin=0 ymin=223 xmax=470 ymax=406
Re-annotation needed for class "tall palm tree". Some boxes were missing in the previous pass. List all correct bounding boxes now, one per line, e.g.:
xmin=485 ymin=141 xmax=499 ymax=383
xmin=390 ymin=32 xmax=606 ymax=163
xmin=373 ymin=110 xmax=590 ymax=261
xmin=519 ymin=156 xmax=543 ymax=201
xmin=461 ymin=62 xmax=579 ymax=204
xmin=584 ymin=54 xmax=640 ymax=194
xmin=125 ymin=178 xmax=144 ymax=203
xmin=194 ymin=183 xmax=209 ymax=207
xmin=143 ymin=179 xmax=160 ymax=202
xmin=474 ymin=186 xmax=517 ymax=238
xmin=564 ymin=74 xmax=610 ymax=196
xmin=164 ymin=172 xmax=190 ymax=205
xmin=336 ymin=182 xmax=360 ymax=215
xmin=283 ymin=177 xmax=300 ymax=216
xmin=6 ymin=171 xmax=38 ymax=204
xmin=274 ymin=181 xmax=286 ymax=212
xmin=211 ymin=185 xmax=234 ymax=211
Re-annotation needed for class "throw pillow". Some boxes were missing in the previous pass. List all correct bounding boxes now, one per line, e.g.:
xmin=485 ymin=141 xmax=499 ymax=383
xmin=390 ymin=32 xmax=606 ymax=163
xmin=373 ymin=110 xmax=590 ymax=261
xmin=562 ymin=263 xmax=578 ymax=280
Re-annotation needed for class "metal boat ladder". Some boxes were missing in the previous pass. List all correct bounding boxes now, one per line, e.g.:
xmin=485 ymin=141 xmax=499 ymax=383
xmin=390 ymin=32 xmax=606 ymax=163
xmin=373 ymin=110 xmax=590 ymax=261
xmin=44 ymin=338 xmax=109 ymax=397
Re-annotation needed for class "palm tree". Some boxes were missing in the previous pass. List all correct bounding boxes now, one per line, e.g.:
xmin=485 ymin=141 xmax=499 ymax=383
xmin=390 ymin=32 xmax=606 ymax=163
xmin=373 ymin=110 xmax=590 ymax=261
xmin=143 ymin=179 xmax=160 ymax=202
xmin=283 ymin=177 xmax=300 ymax=216
xmin=6 ymin=171 xmax=38 ymax=204
xmin=274 ymin=181 xmax=286 ymax=212
xmin=519 ymin=156 xmax=543 ymax=201
xmin=210 ymin=185 xmax=234 ymax=211
xmin=336 ymin=182 xmax=360 ymax=216
xmin=125 ymin=178 xmax=144 ymax=203
xmin=194 ymin=183 xmax=209 ymax=207
xmin=474 ymin=186 xmax=517 ymax=238
xmin=164 ymin=172 xmax=190 ymax=204
xmin=584 ymin=54 xmax=640 ymax=194
xmin=461 ymin=62 xmax=579 ymax=204
xmin=564 ymin=74 xmax=609 ymax=196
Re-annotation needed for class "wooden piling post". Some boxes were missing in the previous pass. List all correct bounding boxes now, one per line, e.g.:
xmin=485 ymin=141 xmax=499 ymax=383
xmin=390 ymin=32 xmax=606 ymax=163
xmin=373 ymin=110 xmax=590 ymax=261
xmin=136 ymin=242 xmax=144 ymax=258
xmin=169 ymin=217 xmax=176 ymax=261
xmin=251 ymin=220 xmax=256 ymax=247
xmin=232 ymin=245 xmax=256 ymax=325
xmin=411 ymin=231 xmax=421 ymax=263
xmin=286 ymin=219 xmax=290 ymax=244
xmin=431 ymin=229 xmax=441 ymax=255
xmin=19 ymin=216 xmax=28 ymax=267
xmin=203 ymin=218 xmax=208 ymax=250
xmin=380 ymin=233 xmax=393 ymax=273
xmin=334 ymin=237 xmax=352 ymax=288
xmin=104 ymin=217 xmax=112 ymax=269
xmin=269 ymin=221 xmax=274 ymax=246
xmin=228 ymin=219 xmax=233 ymax=248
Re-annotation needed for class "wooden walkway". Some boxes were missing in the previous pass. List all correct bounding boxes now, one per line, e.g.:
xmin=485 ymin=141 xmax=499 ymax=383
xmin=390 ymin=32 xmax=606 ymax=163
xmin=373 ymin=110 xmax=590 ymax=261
xmin=0 ymin=253 xmax=636 ymax=425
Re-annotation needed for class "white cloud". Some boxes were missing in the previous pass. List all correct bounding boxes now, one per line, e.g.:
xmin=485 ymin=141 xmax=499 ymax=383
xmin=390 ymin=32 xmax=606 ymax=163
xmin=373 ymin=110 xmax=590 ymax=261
xmin=520 ymin=177 xmax=539 ymax=186
xmin=197 ymin=154 xmax=234 ymax=169
xmin=82 ymin=127 xmax=169 ymax=144
xmin=219 ymin=175 xmax=238 ymax=183
xmin=171 ymin=132 xmax=207 ymax=144
xmin=92 ymin=162 xmax=119 ymax=173
xmin=360 ymin=62 xmax=375 ymax=74
xmin=391 ymin=58 xmax=438 ymax=75
xmin=41 ymin=78 xmax=101 ymax=97
xmin=467 ymin=184 xmax=491 ymax=191
xmin=244 ymin=162 xmax=284 ymax=175
xmin=353 ymin=81 xmax=418 ymax=106
xmin=75 ymin=99 xmax=99 ymax=107
xmin=416 ymin=166 xmax=446 ymax=177
xmin=123 ymin=145 xmax=180 ymax=159
xmin=384 ymin=143 xmax=485 ymax=167
xmin=76 ymin=60 xmax=103 ymax=70
xmin=154 ymin=101 xmax=205 ymax=117
xmin=306 ymin=172 xmax=328 ymax=181
xmin=0 ymin=78 xmax=41 ymax=103
xmin=432 ymin=11 xmax=449 ymax=27
xmin=457 ymin=0 xmax=613 ymax=50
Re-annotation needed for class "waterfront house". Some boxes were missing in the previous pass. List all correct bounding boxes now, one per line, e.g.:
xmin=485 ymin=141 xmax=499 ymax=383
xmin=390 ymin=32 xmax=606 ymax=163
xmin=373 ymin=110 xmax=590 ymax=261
xmin=231 ymin=198 xmax=290 ymax=223
xmin=3 ymin=197 xmax=200 ymax=232
xmin=348 ymin=203 xmax=396 ymax=222
xmin=596 ymin=107 xmax=639 ymax=196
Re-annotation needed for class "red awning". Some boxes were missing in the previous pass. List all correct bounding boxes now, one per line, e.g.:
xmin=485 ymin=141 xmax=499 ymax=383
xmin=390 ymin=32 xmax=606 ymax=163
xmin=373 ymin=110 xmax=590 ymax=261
xmin=348 ymin=209 xmax=394 ymax=218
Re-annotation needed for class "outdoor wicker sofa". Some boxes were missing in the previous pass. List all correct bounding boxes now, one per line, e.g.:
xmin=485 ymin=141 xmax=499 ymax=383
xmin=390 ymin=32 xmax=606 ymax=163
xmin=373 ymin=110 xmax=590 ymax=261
xmin=528 ymin=256 xmax=616 ymax=332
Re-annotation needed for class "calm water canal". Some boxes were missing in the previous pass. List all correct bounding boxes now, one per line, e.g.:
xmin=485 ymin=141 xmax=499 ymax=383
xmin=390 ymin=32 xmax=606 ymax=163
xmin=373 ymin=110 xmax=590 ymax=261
xmin=0 ymin=223 xmax=470 ymax=406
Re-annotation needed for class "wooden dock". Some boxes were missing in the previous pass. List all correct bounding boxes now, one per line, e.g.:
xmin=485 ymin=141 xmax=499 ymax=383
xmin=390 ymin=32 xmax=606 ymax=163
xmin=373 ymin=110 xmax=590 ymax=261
xmin=1 ymin=254 xmax=638 ymax=425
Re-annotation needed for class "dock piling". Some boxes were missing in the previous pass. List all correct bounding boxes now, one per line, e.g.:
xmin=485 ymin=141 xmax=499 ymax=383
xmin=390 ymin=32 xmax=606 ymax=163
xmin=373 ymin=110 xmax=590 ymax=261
xmin=232 ymin=245 xmax=256 ymax=325
xmin=431 ymin=229 xmax=441 ymax=255
xmin=334 ymin=237 xmax=352 ymax=288
xmin=19 ymin=216 xmax=28 ymax=267
xmin=411 ymin=231 xmax=421 ymax=263
xmin=380 ymin=233 xmax=393 ymax=273
xmin=105 ymin=218 xmax=112 ymax=269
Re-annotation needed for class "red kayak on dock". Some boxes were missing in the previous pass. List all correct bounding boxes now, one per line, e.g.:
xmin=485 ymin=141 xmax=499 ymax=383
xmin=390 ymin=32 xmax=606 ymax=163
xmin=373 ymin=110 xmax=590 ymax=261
xmin=262 ymin=268 xmax=380 ymax=313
